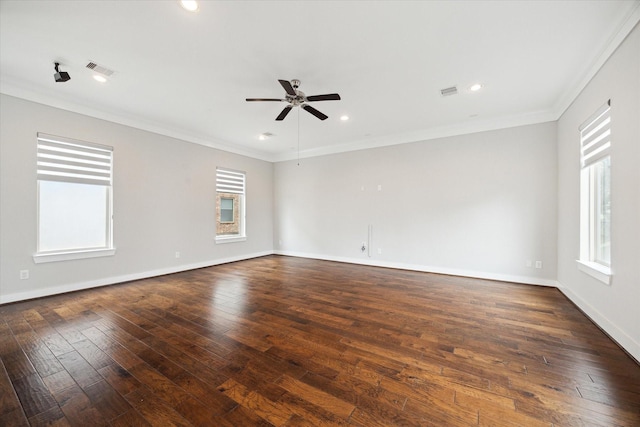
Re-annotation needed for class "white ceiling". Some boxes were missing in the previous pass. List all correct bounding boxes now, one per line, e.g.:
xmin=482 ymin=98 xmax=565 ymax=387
xmin=1 ymin=1 xmax=638 ymax=162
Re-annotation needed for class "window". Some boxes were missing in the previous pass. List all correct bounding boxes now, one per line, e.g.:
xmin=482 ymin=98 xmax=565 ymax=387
xmin=220 ymin=197 xmax=235 ymax=223
xmin=34 ymin=133 xmax=115 ymax=263
xmin=578 ymin=102 xmax=611 ymax=284
xmin=216 ymin=167 xmax=245 ymax=242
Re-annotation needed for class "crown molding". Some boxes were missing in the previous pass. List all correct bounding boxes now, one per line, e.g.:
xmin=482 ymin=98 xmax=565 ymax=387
xmin=0 ymin=80 xmax=277 ymax=162
xmin=552 ymin=2 xmax=640 ymax=120
xmin=272 ymin=109 xmax=557 ymax=162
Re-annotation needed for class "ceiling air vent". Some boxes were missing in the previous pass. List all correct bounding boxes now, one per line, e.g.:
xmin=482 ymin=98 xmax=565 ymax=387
xmin=86 ymin=61 xmax=115 ymax=77
xmin=440 ymin=86 xmax=458 ymax=97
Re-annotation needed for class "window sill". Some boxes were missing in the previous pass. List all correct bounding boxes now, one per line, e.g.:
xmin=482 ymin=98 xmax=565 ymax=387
xmin=215 ymin=236 xmax=246 ymax=244
xmin=576 ymin=260 xmax=612 ymax=285
xmin=33 ymin=248 xmax=116 ymax=264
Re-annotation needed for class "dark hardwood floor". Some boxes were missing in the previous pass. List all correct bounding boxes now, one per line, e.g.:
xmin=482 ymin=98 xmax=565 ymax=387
xmin=1 ymin=255 xmax=638 ymax=426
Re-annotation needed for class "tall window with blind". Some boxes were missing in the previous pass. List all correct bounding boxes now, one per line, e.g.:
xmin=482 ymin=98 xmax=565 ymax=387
xmin=35 ymin=133 xmax=114 ymax=262
xmin=215 ymin=167 xmax=246 ymax=242
xmin=578 ymin=101 xmax=611 ymax=283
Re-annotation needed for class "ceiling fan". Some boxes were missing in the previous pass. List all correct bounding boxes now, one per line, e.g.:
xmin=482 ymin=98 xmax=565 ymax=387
xmin=246 ymin=79 xmax=341 ymax=121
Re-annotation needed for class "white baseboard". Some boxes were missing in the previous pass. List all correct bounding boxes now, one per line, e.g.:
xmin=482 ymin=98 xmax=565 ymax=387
xmin=557 ymin=282 xmax=640 ymax=364
xmin=0 ymin=251 xmax=274 ymax=305
xmin=274 ymin=250 xmax=559 ymax=287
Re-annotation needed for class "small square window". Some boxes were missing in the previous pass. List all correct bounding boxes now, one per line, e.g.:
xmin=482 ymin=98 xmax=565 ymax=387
xmin=220 ymin=197 xmax=234 ymax=223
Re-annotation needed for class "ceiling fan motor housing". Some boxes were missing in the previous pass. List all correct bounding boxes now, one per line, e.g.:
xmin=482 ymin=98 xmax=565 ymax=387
xmin=284 ymin=79 xmax=304 ymax=105
xmin=287 ymin=92 xmax=306 ymax=106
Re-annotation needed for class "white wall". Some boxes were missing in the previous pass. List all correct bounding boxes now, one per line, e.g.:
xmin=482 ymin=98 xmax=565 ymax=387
xmin=0 ymin=94 xmax=274 ymax=303
xmin=274 ymin=122 xmax=558 ymax=286
xmin=557 ymin=24 xmax=640 ymax=361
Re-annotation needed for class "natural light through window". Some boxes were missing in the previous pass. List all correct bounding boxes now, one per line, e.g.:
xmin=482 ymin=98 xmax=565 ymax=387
xmin=39 ymin=181 xmax=109 ymax=251
xmin=578 ymin=102 xmax=611 ymax=284
xmin=34 ymin=133 xmax=115 ymax=263
xmin=216 ymin=167 xmax=246 ymax=243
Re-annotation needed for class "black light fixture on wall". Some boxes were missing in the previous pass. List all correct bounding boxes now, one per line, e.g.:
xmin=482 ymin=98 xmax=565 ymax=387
xmin=53 ymin=62 xmax=70 ymax=82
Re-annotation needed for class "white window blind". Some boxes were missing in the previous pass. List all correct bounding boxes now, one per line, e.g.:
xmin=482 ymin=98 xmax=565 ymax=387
xmin=216 ymin=168 xmax=245 ymax=194
xmin=37 ymin=133 xmax=113 ymax=186
xmin=579 ymin=101 xmax=611 ymax=169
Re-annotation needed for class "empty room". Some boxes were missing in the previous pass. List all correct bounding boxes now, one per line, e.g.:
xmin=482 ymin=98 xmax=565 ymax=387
xmin=1 ymin=1 xmax=639 ymax=426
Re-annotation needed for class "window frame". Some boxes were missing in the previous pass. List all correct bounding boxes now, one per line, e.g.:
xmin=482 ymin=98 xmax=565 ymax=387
xmin=577 ymin=102 xmax=612 ymax=284
xmin=215 ymin=167 xmax=246 ymax=244
xmin=33 ymin=133 xmax=115 ymax=263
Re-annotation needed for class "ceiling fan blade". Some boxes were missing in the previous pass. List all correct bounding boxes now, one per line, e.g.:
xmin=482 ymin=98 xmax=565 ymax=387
xmin=278 ymin=79 xmax=296 ymax=96
xmin=306 ymin=93 xmax=341 ymax=102
xmin=246 ymin=98 xmax=284 ymax=102
xmin=302 ymin=104 xmax=328 ymax=120
xmin=276 ymin=105 xmax=293 ymax=121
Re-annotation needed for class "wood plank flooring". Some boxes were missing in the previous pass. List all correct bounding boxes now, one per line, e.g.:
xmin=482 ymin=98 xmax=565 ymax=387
xmin=1 ymin=255 xmax=638 ymax=426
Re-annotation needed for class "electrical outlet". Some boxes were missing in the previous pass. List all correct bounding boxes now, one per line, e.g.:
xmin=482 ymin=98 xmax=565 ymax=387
xmin=175 ymin=251 xmax=181 ymax=259
xmin=20 ymin=270 xmax=29 ymax=280
xmin=535 ymin=261 xmax=542 ymax=269
xmin=377 ymin=248 xmax=382 ymax=255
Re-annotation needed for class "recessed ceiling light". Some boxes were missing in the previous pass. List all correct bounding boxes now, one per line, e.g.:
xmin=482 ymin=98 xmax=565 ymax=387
xmin=259 ymin=132 xmax=273 ymax=141
xmin=180 ymin=0 xmax=199 ymax=12
xmin=93 ymin=75 xmax=107 ymax=83
xmin=470 ymin=83 xmax=483 ymax=92
xmin=340 ymin=115 xmax=349 ymax=121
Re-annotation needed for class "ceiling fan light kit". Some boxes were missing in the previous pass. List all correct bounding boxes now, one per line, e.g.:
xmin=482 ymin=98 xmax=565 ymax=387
xmin=246 ymin=79 xmax=341 ymax=121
